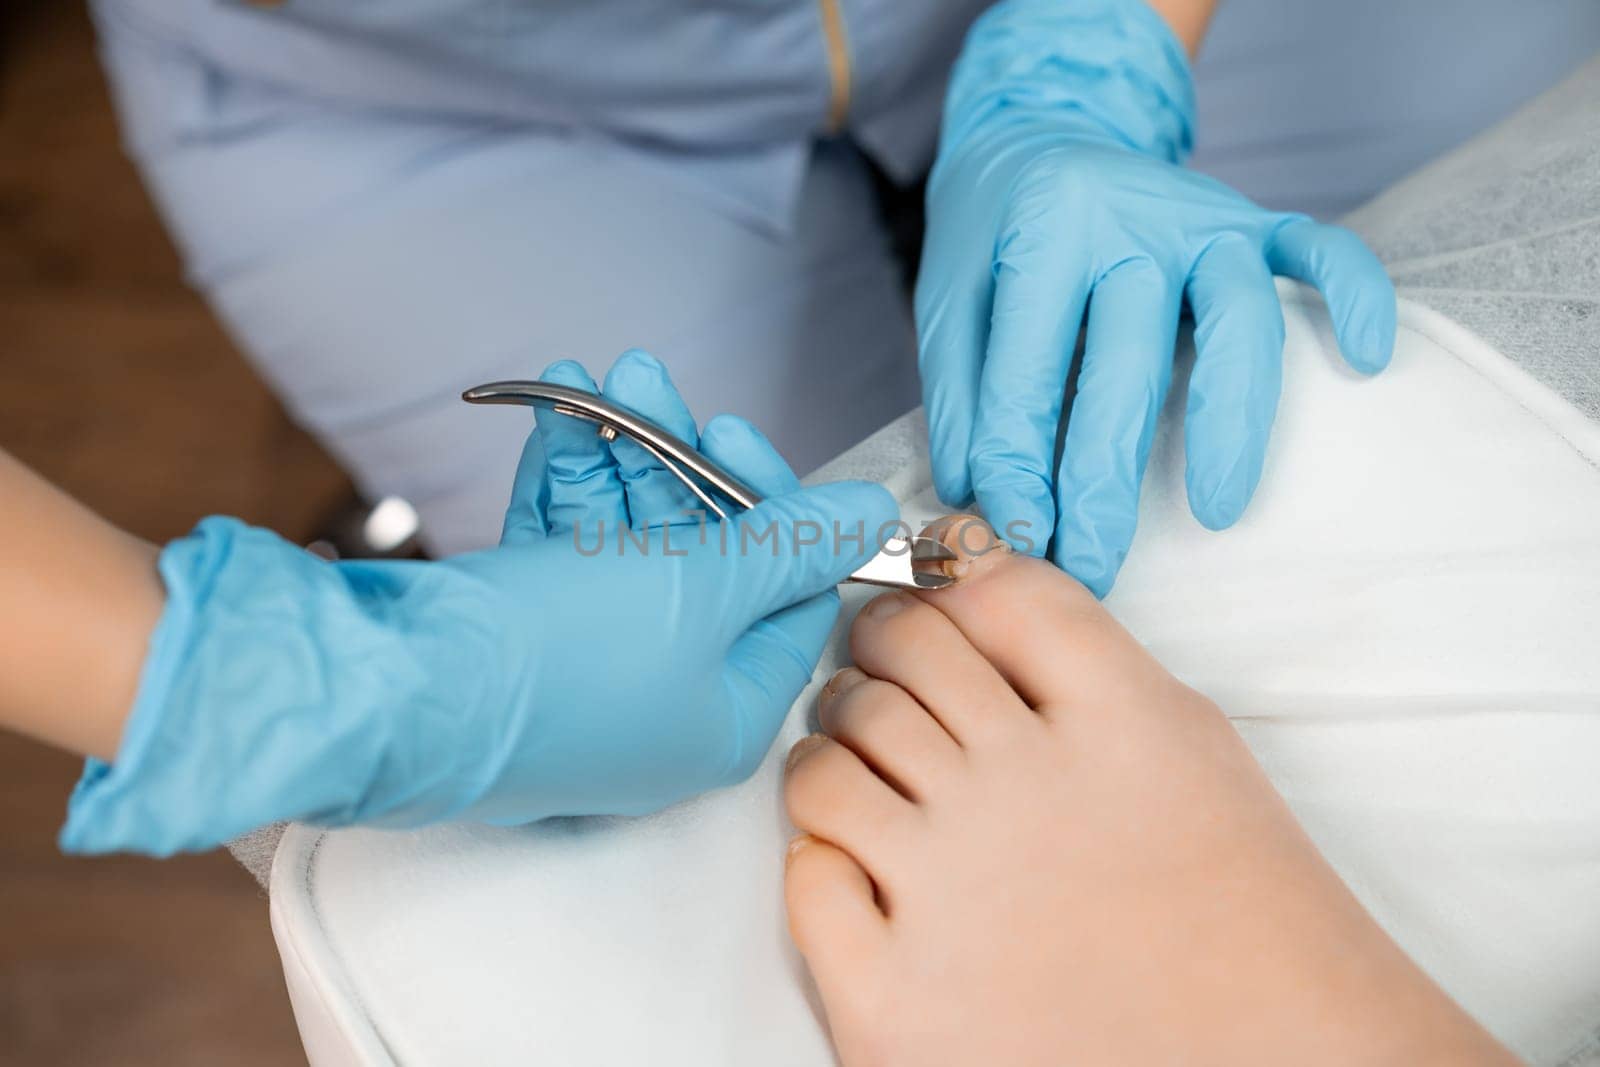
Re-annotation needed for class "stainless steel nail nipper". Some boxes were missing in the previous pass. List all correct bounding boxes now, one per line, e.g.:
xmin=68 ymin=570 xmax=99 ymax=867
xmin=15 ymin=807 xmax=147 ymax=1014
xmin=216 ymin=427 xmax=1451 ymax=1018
xmin=462 ymin=380 xmax=956 ymax=590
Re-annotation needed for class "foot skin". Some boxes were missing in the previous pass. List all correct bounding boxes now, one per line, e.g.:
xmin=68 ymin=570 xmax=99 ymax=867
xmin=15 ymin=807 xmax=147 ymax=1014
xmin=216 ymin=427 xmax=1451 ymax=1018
xmin=783 ymin=517 xmax=1515 ymax=1067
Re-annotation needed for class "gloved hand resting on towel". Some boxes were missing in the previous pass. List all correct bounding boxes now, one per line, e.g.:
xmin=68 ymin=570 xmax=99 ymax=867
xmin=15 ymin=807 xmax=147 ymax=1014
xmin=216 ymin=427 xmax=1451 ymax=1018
xmin=917 ymin=0 xmax=1397 ymax=596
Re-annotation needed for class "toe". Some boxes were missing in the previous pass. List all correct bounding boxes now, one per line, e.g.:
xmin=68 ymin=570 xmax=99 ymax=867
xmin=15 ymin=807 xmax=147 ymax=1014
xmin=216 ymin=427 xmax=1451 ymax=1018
xmin=914 ymin=515 xmax=1159 ymax=714
xmin=818 ymin=668 xmax=964 ymax=803
xmin=783 ymin=835 xmax=891 ymax=1063
xmin=785 ymin=734 xmax=917 ymax=891
xmin=784 ymin=834 xmax=888 ymax=983
xmin=849 ymin=590 xmax=1033 ymax=747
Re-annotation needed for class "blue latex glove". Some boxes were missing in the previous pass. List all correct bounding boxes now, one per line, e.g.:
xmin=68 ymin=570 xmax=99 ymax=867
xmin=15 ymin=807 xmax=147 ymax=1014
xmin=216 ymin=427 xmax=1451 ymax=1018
xmin=61 ymin=350 xmax=896 ymax=855
xmin=917 ymin=0 xmax=1397 ymax=597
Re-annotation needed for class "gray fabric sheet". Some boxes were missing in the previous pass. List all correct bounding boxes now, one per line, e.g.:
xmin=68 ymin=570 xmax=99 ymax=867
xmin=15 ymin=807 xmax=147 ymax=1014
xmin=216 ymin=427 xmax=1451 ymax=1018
xmin=228 ymin=824 xmax=283 ymax=889
xmin=1344 ymin=54 xmax=1600 ymax=420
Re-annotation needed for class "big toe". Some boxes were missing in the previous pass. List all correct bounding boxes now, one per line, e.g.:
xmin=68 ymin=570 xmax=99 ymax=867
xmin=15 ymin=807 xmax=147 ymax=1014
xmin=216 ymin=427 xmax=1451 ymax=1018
xmin=914 ymin=514 xmax=1152 ymax=711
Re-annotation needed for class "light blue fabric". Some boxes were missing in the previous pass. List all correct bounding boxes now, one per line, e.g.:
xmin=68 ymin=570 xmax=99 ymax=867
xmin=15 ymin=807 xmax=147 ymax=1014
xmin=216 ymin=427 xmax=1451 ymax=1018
xmin=916 ymin=0 xmax=1396 ymax=597
xmin=61 ymin=353 xmax=898 ymax=856
xmin=87 ymin=0 xmax=1600 ymax=570
xmin=94 ymin=0 xmax=1600 ymax=235
xmin=93 ymin=0 xmax=993 ymax=234
xmin=91 ymin=13 xmax=925 ymax=556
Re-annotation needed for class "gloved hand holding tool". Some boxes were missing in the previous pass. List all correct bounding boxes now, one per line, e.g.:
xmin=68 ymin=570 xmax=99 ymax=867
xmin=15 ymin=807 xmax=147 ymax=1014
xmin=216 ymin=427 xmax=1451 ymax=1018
xmin=60 ymin=351 xmax=899 ymax=855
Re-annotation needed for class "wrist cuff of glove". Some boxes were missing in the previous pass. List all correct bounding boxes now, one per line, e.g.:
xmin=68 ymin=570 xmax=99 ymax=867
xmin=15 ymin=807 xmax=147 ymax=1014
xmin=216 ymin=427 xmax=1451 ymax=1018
xmin=58 ymin=521 xmax=217 ymax=857
xmin=58 ymin=517 xmax=464 ymax=856
xmin=943 ymin=0 xmax=1195 ymax=164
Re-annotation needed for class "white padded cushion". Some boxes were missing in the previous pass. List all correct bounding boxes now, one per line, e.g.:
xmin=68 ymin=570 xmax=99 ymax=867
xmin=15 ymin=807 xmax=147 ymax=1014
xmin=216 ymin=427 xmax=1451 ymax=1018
xmin=270 ymin=293 xmax=1600 ymax=1067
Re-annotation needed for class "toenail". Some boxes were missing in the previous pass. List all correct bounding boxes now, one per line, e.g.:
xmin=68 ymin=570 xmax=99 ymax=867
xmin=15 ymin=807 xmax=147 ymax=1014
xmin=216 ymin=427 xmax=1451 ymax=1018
xmin=785 ymin=734 xmax=829 ymax=773
xmin=821 ymin=667 xmax=869 ymax=702
xmin=924 ymin=514 xmax=1011 ymax=583
xmin=865 ymin=592 xmax=912 ymax=619
xmin=785 ymin=833 xmax=815 ymax=866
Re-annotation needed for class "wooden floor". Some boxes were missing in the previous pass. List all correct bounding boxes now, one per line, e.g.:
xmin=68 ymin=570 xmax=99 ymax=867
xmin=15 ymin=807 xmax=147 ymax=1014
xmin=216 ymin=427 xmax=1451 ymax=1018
xmin=1 ymin=5 xmax=350 ymax=1064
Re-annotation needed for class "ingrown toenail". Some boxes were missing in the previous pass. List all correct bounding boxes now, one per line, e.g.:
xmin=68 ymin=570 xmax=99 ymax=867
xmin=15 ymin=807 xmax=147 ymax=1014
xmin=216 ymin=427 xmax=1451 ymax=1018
xmin=785 ymin=734 xmax=829 ymax=773
xmin=923 ymin=514 xmax=1012 ymax=583
xmin=944 ymin=516 xmax=1008 ymax=555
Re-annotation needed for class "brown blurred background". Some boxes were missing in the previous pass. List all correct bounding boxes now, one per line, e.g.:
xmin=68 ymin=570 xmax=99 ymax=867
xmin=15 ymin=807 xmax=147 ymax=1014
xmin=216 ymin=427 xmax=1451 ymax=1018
xmin=1 ymin=4 xmax=352 ymax=1063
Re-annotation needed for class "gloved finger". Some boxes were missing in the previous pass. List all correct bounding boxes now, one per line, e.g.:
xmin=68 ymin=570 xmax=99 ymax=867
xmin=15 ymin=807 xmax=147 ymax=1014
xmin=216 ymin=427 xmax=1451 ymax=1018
xmin=710 ymin=428 xmax=857 ymax=780
xmin=1052 ymin=259 xmax=1180 ymax=598
xmin=500 ymin=428 xmax=553 ymax=546
xmin=1182 ymin=237 xmax=1285 ymax=531
xmin=684 ymin=419 xmax=857 ymax=780
xmin=717 ymin=480 xmax=899 ymax=630
xmin=501 ymin=360 xmax=626 ymax=544
xmin=914 ymin=228 xmax=992 ymax=508
xmin=600 ymin=349 xmax=705 ymax=528
xmin=699 ymin=414 xmax=801 ymax=498
xmin=1265 ymin=216 xmax=1396 ymax=375
xmin=970 ymin=219 xmax=1090 ymax=556
xmin=719 ymin=592 xmax=840 ymax=784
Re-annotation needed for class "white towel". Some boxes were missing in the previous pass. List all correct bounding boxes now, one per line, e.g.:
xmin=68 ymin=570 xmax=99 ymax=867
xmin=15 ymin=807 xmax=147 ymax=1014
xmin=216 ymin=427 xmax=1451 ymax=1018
xmin=269 ymin=293 xmax=1600 ymax=1067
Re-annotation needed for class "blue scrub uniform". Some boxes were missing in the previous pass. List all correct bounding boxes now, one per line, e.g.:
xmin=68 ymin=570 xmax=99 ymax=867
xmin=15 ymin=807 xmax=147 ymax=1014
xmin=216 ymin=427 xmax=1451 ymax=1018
xmin=91 ymin=0 xmax=1600 ymax=554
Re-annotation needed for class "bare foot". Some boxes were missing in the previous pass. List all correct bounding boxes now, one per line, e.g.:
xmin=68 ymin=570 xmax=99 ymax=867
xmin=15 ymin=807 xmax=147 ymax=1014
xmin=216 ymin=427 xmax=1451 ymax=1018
xmin=783 ymin=517 xmax=1515 ymax=1067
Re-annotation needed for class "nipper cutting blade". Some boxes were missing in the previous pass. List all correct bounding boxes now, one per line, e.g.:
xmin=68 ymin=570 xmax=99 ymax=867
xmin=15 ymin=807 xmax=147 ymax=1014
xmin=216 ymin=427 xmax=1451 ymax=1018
xmin=850 ymin=536 xmax=957 ymax=590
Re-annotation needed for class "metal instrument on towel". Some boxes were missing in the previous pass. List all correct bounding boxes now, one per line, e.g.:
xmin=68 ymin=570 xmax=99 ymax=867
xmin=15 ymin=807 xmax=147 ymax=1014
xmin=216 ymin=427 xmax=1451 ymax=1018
xmin=462 ymin=380 xmax=956 ymax=590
